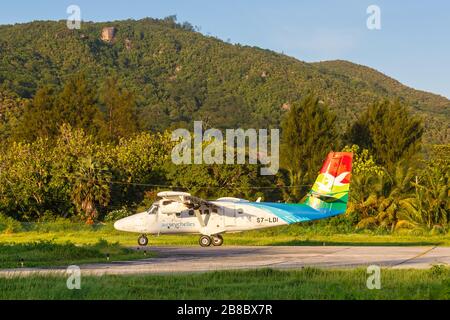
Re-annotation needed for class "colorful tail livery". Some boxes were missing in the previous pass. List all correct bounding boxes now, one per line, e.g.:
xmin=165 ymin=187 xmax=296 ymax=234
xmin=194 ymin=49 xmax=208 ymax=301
xmin=304 ymin=151 xmax=353 ymax=211
xmin=250 ymin=152 xmax=353 ymax=224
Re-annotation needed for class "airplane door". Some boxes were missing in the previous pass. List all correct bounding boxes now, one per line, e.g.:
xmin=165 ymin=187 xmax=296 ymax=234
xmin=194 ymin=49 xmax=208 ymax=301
xmin=207 ymin=206 xmax=225 ymax=230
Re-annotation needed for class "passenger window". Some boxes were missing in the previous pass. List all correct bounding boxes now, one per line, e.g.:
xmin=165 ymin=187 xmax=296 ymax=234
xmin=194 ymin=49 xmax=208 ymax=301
xmin=237 ymin=208 xmax=244 ymax=214
xmin=212 ymin=208 xmax=218 ymax=213
xmin=162 ymin=200 xmax=172 ymax=206
xmin=188 ymin=210 xmax=195 ymax=216
xmin=148 ymin=204 xmax=158 ymax=215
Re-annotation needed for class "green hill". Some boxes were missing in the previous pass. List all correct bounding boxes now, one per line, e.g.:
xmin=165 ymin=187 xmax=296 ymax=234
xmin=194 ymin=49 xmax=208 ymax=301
xmin=0 ymin=18 xmax=448 ymax=143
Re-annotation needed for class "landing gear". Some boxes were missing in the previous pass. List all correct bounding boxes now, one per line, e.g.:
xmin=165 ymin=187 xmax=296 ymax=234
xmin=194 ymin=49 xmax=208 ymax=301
xmin=199 ymin=235 xmax=224 ymax=247
xmin=199 ymin=235 xmax=212 ymax=247
xmin=138 ymin=234 xmax=148 ymax=246
xmin=212 ymin=235 xmax=224 ymax=246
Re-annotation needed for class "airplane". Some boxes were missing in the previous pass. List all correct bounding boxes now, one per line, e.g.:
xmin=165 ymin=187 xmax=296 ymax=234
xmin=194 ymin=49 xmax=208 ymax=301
xmin=114 ymin=151 xmax=353 ymax=247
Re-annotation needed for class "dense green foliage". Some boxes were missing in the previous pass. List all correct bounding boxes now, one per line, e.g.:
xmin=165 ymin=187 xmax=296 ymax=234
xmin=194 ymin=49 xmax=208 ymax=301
xmin=0 ymin=124 xmax=278 ymax=221
xmin=0 ymin=18 xmax=448 ymax=143
xmin=1 ymin=268 xmax=449 ymax=299
xmin=346 ymin=145 xmax=449 ymax=233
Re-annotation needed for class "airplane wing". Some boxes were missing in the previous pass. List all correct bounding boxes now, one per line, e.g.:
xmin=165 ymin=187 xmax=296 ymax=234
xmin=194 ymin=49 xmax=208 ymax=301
xmin=157 ymin=191 xmax=217 ymax=209
xmin=157 ymin=191 xmax=191 ymax=201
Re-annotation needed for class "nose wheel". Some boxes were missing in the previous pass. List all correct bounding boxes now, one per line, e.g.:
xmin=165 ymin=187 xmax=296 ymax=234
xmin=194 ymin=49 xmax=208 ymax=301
xmin=199 ymin=235 xmax=223 ymax=247
xmin=138 ymin=234 xmax=148 ymax=246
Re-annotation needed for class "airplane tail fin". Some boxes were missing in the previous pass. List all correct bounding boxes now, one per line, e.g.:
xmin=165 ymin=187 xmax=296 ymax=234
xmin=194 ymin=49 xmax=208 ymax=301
xmin=303 ymin=152 xmax=353 ymax=214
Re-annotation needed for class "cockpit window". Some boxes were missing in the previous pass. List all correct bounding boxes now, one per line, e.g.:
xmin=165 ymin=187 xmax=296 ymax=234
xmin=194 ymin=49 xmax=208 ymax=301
xmin=148 ymin=204 xmax=159 ymax=215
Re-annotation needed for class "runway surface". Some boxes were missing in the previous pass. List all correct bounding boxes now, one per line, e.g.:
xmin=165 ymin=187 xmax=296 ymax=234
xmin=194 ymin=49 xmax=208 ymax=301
xmin=1 ymin=246 xmax=449 ymax=277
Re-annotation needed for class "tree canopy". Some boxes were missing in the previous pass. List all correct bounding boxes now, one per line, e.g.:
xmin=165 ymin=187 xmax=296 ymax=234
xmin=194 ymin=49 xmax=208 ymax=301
xmin=281 ymin=94 xmax=338 ymax=201
xmin=346 ymin=99 xmax=424 ymax=172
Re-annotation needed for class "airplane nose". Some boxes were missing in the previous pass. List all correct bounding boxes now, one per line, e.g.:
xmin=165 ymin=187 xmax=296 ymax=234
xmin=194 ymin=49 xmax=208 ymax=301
xmin=114 ymin=218 xmax=126 ymax=231
xmin=113 ymin=212 xmax=150 ymax=232
xmin=114 ymin=216 xmax=134 ymax=231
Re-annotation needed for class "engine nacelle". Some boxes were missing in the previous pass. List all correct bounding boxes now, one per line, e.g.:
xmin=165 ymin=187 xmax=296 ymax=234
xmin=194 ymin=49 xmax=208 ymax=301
xmin=159 ymin=200 xmax=187 ymax=215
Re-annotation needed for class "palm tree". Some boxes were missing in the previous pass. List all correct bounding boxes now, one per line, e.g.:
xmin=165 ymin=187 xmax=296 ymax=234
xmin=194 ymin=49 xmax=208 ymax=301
xmin=398 ymin=165 xmax=449 ymax=232
xmin=356 ymin=161 xmax=416 ymax=231
xmin=71 ymin=157 xmax=111 ymax=224
xmin=347 ymin=174 xmax=380 ymax=228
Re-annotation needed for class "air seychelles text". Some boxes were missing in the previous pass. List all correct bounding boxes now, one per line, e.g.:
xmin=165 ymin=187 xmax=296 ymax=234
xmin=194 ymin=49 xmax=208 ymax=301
xmin=171 ymin=121 xmax=279 ymax=175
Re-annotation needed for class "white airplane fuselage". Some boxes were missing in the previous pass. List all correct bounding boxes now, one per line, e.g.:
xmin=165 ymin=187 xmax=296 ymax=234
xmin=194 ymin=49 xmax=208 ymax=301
xmin=114 ymin=199 xmax=286 ymax=236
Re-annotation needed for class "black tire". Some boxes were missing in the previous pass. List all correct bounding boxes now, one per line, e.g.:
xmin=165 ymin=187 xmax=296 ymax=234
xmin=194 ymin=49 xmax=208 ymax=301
xmin=138 ymin=235 xmax=148 ymax=246
xmin=212 ymin=235 xmax=224 ymax=246
xmin=199 ymin=235 xmax=212 ymax=247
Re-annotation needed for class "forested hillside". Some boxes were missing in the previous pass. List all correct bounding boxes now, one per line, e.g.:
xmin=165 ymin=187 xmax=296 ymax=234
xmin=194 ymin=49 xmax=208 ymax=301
xmin=0 ymin=17 xmax=448 ymax=143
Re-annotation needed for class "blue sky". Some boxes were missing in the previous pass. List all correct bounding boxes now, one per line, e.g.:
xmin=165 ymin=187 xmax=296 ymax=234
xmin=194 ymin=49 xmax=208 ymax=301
xmin=1 ymin=0 xmax=449 ymax=98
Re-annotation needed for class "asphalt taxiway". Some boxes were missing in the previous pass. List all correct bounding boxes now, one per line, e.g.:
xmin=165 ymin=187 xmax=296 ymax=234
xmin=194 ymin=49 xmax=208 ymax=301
xmin=1 ymin=245 xmax=449 ymax=277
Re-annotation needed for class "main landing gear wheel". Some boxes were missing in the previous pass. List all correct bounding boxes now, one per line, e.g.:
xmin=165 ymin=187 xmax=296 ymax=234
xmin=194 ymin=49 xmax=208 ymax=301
xmin=212 ymin=235 xmax=224 ymax=246
xmin=138 ymin=234 xmax=148 ymax=246
xmin=199 ymin=235 xmax=212 ymax=247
